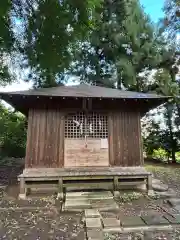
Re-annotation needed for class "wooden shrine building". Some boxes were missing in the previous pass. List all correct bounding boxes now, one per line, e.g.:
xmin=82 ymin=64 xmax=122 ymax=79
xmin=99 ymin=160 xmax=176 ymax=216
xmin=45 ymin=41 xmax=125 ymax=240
xmin=0 ymin=84 xmax=168 ymax=199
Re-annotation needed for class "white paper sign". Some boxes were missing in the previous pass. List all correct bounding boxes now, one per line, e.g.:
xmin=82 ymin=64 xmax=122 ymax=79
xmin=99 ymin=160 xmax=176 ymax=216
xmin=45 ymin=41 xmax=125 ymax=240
xmin=100 ymin=138 xmax=108 ymax=149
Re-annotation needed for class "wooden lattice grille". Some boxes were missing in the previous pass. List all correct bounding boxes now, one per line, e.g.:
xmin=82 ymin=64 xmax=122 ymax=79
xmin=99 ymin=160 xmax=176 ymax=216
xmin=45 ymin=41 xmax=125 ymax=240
xmin=65 ymin=112 xmax=108 ymax=138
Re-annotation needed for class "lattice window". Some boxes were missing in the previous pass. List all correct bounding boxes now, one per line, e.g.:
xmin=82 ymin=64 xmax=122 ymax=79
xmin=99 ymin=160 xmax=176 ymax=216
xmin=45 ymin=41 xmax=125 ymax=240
xmin=65 ymin=112 xmax=108 ymax=138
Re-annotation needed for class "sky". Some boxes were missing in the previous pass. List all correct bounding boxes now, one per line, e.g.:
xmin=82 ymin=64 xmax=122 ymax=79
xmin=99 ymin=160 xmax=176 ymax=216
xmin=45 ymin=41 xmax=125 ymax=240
xmin=140 ymin=0 xmax=164 ymax=23
xmin=0 ymin=0 xmax=165 ymax=93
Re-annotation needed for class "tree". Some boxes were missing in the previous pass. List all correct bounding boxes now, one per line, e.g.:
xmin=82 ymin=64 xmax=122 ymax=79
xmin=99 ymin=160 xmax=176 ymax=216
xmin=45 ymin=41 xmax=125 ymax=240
xmin=115 ymin=0 xmax=162 ymax=90
xmin=70 ymin=0 xmax=163 ymax=90
xmin=142 ymin=116 xmax=163 ymax=156
xmin=0 ymin=0 xmax=103 ymax=88
xmin=0 ymin=1 xmax=15 ymax=86
xmin=160 ymin=0 xmax=180 ymax=41
xmin=147 ymin=69 xmax=180 ymax=163
xmin=0 ymin=104 xmax=26 ymax=158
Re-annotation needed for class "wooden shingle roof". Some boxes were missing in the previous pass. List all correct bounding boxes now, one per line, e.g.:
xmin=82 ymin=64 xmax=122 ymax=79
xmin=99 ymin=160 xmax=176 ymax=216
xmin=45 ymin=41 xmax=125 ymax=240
xmin=0 ymin=84 xmax=170 ymax=115
xmin=0 ymin=84 xmax=169 ymax=99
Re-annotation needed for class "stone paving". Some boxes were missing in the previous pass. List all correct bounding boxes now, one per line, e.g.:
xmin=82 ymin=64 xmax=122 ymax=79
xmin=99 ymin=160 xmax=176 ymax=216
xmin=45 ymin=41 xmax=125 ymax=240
xmin=63 ymin=191 xmax=119 ymax=211
xmin=60 ymin=188 xmax=180 ymax=239
xmin=84 ymin=209 xmax=180 ymax=240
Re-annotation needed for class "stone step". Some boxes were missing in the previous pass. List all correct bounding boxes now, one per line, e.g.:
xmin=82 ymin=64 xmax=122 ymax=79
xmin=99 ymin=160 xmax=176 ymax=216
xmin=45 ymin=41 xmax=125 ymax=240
xmin=64 ymin=199 xmax=91 ymax=210
xmin=141 ymin=214 xmax=169 ymax=225
xmin=66 ymin=191 xmax=113 ymax=200
xmin=121 ymin=216 xmax=146 ymax=227
xmin=86 ymin=229 xmax=103 ymax=240
xmin=102 ymin=217 xmax=121 ymax=228
xmin=167 ymin=198 xmax=180 ymax=206
xmin=90 ymin=200 xmax=119 ymax=210
xmin=152 ymin=179 xmax=168 ymax=192
xmin=86 ymin=218 xmax=102 ymax=229
xmin=85 ymin=209 xmax=101 ymax=218
xmin=174 ymin=205 xmax=180 ymax=213
xmin=156 ymin=189 xmax=177 ymax=198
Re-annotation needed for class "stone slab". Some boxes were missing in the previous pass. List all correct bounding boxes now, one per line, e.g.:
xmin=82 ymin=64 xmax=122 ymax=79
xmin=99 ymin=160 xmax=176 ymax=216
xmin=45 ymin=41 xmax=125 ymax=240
xmin=91 ymin=199 xmax=119 ymax=210
xmin=152 ymin=178 xmax=161 ymax=184
xmin=163 ymin=214 xmax=180 ymax=224
xmin=121 ymin=216 xmax=146 ymax=227
xmin=167 ymin=198 xmax=180 ymax=206
xmin=87 ymin=229 xmax=103 ymax=240
xmin=64 ymin=199 xmax=91 ymax=209
xmin=152 ymin=179 xmax=168 ymax=192
xmin=86 ymin=218 xmax=102 ymax=229
xmin=66 ymin=191 xmax=113 ymax=200
xmin=153 ymin=183 xmax=168 ymax=192
xmin=157 ymin=189 xmax=177 ymax=198
xmin=85 ymin=209 xmax=101 ymax=218
xmin=0 ymin=185 xmax=7 ymax=190
xmin=102 ymin=218 xmax=120 ymax=228
xmin=104 ymin=233 xmax=130 ymax=240
xmin=174 ymin=205 xmax=180 ymax=213
xmin=141 ymin=215 xmax=169 ymax=225
xmin=173 ymin=214 xmax=180 ymax=223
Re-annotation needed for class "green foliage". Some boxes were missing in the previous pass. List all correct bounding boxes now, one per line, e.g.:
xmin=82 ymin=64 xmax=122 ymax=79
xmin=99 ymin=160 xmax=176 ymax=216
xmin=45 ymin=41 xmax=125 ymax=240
xmin=70 ymin=0 xmax=162 ymax=90
xmin=0 ymin=0 xmax=103 ymax=87
xmin=0 ymin=104 xmax=26 ymax=158
xmin=116 ymin=1 xmax=161 ymax=90
xmin=0 ymin=0 xmax=179 ymax=161
xmin=160 ymin=0 xmax=180 ymax=40
xmin=118 ymin=191 xmax=143 ymax=203
xmin=152 ymin=148 xmax=168 ymax=161
xmin=0 ymin=1 xmax=14 ymax=86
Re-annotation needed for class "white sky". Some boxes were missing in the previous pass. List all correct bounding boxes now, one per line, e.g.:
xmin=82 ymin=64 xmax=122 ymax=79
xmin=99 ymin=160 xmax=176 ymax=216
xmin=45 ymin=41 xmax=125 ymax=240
xmin=0 ymin=81 xmax=32 ymax=92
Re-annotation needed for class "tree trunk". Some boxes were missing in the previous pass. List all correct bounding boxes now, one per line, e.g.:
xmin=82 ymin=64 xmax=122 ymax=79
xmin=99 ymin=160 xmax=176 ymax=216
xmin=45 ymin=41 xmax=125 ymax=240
xmin=166 ymin=103 xmax=176 ymax=163
xmin=176 ymin=103 xmax=180 ymax=119
xmin=172 ymin=150 xmax=176 ymax=164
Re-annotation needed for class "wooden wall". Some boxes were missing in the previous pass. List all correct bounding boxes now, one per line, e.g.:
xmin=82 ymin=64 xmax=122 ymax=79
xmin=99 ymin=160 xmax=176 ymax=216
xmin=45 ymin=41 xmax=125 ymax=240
xmin=108 ymin=111 xmax=143 ymax=166
xmin=25 ymin=107 xmax=143 ymax=168
xmin=25 ymin=108 xmax=64 ymax=168
xmin=64 ymin=139 xmax=109 ymax=167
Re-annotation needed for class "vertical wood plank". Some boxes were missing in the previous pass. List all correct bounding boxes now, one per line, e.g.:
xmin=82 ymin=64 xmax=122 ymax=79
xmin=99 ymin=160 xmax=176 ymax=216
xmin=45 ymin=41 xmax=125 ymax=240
xmin=137 ymin=111 xmax=144 ymax=165
xmin=25 ymin=106 xmax=143 ymax=169
xmin=36 ymin=109 xmax=41 ymax=167
xmin=59 ymin=112 xmax=65 ymax=167
xmin=25 ymin=109 xmax=33 ymax=168
xmin=39 ymin=108 xmax=46 ymax=167
xmin=116 ymin=111 xmax=121 ymax=166
xmin=54 ymin=107 xmax=59 ymax=168
xmin=108 ymin=113 xmax=114 ymax=166
xmin=113 ymin=112 xmax=118 ymax=166
xmin=132 ymin=112 xmax=136 ymax=166
xmin=45 ymin=107 xmax=50 ymax=167
xmin=49 ymin=108 xmax=55 ymax=167
xmin=110 ymin=109 xmax=143 ymax=167
xmin=121 ymin=111 xmax=126 ymax=166
xmin=31 ymin=109 xmax=36 ymax=167
xmin=128 ymin=111 xmax=133 ymax=166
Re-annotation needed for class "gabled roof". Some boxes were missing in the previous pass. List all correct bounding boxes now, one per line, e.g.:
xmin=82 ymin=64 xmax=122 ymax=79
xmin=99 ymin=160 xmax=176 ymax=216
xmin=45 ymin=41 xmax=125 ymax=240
xmin=0 ymin=84 xmax=170 ymax=115
xmin=0 ymin=84 xmax=169 ymax=99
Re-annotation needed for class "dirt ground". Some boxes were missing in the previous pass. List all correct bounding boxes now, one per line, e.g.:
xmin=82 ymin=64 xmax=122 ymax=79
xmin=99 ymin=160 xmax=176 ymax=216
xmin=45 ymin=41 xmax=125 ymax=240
xmin=1 ymin=159 xmax=180 ymax=239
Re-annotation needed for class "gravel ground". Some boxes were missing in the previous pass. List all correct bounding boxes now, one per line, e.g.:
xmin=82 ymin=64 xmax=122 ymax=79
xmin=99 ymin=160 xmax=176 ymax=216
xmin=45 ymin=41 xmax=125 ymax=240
xmin=1 ymin=160 xmax=180 ymax=239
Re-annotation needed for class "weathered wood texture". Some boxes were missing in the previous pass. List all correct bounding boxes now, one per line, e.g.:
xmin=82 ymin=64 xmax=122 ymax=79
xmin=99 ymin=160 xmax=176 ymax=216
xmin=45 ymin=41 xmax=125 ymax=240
xmin=109 ymin=111 xmax=143 ymax=166
xmin=25 ymin=108 xmax=64 ymax=168
xmin=64 ymin=139 xmax=109 ymax=167
xmin=25 ymin=106 xmax=143 ymax=168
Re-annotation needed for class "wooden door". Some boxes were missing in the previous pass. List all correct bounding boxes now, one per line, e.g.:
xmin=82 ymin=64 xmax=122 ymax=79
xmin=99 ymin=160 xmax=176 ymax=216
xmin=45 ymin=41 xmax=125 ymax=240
xmin=64 ymin=112 xmax=109 ymax=167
